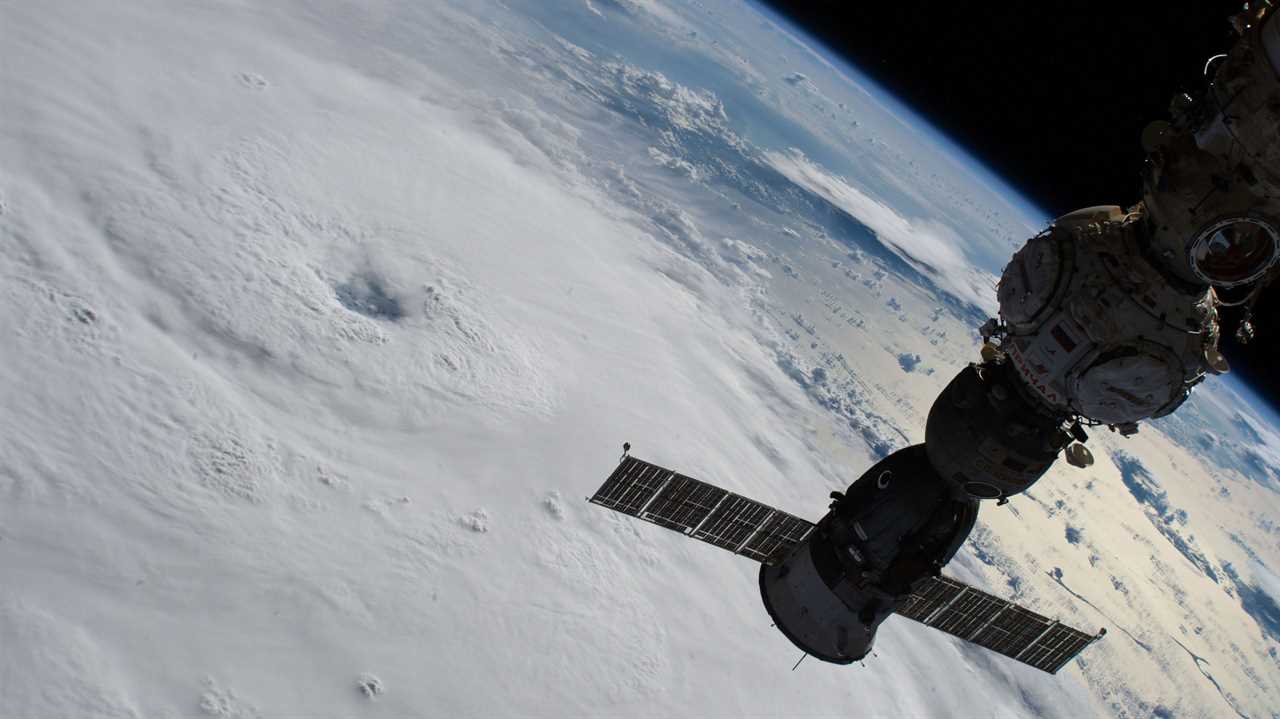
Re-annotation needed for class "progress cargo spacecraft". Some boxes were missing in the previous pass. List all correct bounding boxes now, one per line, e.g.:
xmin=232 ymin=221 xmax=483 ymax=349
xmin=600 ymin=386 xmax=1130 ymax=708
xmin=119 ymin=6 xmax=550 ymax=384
xmin=589 ymin=3 xmax=1280 ymax=673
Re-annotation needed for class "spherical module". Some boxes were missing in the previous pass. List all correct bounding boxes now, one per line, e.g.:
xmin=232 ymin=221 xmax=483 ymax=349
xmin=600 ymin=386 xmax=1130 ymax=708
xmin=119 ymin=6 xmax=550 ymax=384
xmin=995 ymin=206 xmax=1224 ymax=426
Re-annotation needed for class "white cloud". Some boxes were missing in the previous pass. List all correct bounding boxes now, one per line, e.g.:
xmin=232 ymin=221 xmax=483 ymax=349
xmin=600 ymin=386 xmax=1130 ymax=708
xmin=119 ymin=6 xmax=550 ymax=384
xmin=763 ymin=148 xmax=997 ymax=313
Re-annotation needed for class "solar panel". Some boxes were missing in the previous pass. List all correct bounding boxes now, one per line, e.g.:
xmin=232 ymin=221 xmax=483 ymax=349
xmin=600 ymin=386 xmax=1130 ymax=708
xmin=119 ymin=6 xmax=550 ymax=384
xmin=739 ymin=511 xmax=815 ymax=563
xmin=589 ymin=455 xmax=813 ymax=565
xmin=590 ymin=456 xmax=673 ymax=515
xmin=692 ymin=495 xmax=774 ymax=551
xmin=896 ymin=575 xmax=1102 ymax=674
xmin=641 ymin=473 xmax=728 ymax=532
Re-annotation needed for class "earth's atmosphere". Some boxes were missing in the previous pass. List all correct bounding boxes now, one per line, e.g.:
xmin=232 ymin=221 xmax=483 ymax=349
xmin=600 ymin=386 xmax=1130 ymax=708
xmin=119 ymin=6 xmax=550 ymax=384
xmin=2 ymin=1 xmax=1279 ymax=717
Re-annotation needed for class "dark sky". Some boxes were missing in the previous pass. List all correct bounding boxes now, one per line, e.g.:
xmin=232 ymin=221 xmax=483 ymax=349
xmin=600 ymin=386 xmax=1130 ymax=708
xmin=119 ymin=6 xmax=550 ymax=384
xmin=759 ymin=1 xmax=1280 ymax=412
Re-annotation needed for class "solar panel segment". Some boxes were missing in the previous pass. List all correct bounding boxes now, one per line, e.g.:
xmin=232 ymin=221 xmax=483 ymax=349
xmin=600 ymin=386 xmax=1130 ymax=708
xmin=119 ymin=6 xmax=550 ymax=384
xmin=691 ymin=495 xmax=775 ymax=552
xmin=896 ymin=575 xmax=1101 ymax=673
xmin=589 ymin=456 xmax=813 ymax=566
xmin=739 ymin=512 xmax=815 ymax=563
xmin=641 ymin=473 xmax=728 ymax=532
xmin=590 ymin=456 xmax=672 ymax=515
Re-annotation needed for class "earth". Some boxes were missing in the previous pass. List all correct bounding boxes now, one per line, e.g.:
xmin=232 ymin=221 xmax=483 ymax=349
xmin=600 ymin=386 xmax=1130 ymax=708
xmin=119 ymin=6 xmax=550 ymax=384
xmin=2 ymin=1 xmax=1279 ymax=717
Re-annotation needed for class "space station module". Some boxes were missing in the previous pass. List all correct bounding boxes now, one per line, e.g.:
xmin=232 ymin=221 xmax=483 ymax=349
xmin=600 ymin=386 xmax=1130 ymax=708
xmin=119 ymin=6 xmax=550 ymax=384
xmin=937 ymin=1 xmax=1280 ymax=502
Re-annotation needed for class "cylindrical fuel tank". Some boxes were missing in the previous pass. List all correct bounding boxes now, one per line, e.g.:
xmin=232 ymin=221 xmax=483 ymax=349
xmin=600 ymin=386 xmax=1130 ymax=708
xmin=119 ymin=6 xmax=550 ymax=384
xmin=759 ymin=445 xmax=978 ymax=663
xmin=925 ymin=361 xmax=1068 ymax=500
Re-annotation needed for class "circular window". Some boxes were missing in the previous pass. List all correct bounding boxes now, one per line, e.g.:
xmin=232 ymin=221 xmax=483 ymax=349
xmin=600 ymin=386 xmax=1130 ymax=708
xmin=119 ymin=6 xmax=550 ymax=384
xmin=1189 ymin=216 xmax=1280 ymax=287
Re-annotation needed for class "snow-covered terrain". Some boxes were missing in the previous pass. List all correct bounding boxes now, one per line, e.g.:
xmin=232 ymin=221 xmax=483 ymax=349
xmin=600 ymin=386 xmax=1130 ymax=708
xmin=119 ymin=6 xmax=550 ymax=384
xmin=2 ymin=1 xmax=1277 ymax=717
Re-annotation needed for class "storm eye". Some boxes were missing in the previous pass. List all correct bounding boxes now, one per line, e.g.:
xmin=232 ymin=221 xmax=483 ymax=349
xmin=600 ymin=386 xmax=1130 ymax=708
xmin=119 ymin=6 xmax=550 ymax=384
xmin=1189 ymin=216 xmax=1280 ymax=287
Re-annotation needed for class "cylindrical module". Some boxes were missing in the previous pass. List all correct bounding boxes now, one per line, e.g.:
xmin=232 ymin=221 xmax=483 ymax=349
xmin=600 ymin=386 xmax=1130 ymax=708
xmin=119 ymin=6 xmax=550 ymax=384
xmin=925 ymin=361 xmax=1067 ymax=500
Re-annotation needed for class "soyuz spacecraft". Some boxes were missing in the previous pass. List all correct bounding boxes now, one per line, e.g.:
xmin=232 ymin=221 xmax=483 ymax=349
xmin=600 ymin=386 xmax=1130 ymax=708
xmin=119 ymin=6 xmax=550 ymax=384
xmin=588 ymin=3 xmax=1280 ymax=674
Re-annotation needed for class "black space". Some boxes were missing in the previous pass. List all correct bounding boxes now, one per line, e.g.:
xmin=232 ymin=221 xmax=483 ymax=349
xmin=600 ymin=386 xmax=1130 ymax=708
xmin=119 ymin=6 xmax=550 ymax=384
xmin=760 ymin=1 xmax=1280 ymax=412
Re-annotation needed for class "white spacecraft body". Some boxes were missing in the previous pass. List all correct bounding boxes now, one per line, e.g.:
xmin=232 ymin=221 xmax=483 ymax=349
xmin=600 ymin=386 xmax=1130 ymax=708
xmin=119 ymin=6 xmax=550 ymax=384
xmin=997 ymin=205 xmax=1224 ymax=426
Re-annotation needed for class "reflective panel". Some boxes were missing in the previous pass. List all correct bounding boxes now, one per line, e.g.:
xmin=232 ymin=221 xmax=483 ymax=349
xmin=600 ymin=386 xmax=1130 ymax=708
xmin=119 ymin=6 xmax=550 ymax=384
xmin=1190 ymin=217 xmax=1279 ymax=286
xmin=738 ymin=512 xmax=815 ymax=563
xmin=692 ymin=495 xmax=774 ymax=552
xmin=1014 ymin=621 xmax=1098 ymax=674
xmin=589 ymin=456 xmax=673 ymax=515
xmin=897 ymin=575 xmax=1102 ymax=674
xmin=640 ymin=473 xmax=728 ymax=532
xmin=589 ymin=456 xmax=813 ymax=566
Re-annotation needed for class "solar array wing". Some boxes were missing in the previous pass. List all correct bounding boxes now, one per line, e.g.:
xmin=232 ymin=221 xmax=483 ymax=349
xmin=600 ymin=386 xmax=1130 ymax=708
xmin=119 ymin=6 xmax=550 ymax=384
xmin=896 ymin=575 xmax=1103 ymax=674
xmin=589 ymin=455 xmax=813 ymax=566
xmin=737 ymin=512 xmax=816 ymax=563
xmin=589 ymin=456 xmax=671 ymax=515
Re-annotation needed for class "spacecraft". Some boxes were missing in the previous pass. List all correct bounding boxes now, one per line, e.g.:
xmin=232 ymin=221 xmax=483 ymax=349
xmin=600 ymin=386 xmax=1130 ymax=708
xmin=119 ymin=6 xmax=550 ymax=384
xmin=590 ymin=448 xmax=1102 ymax=673
xmin=588 ymin=3 xmax=1279 ymax=674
